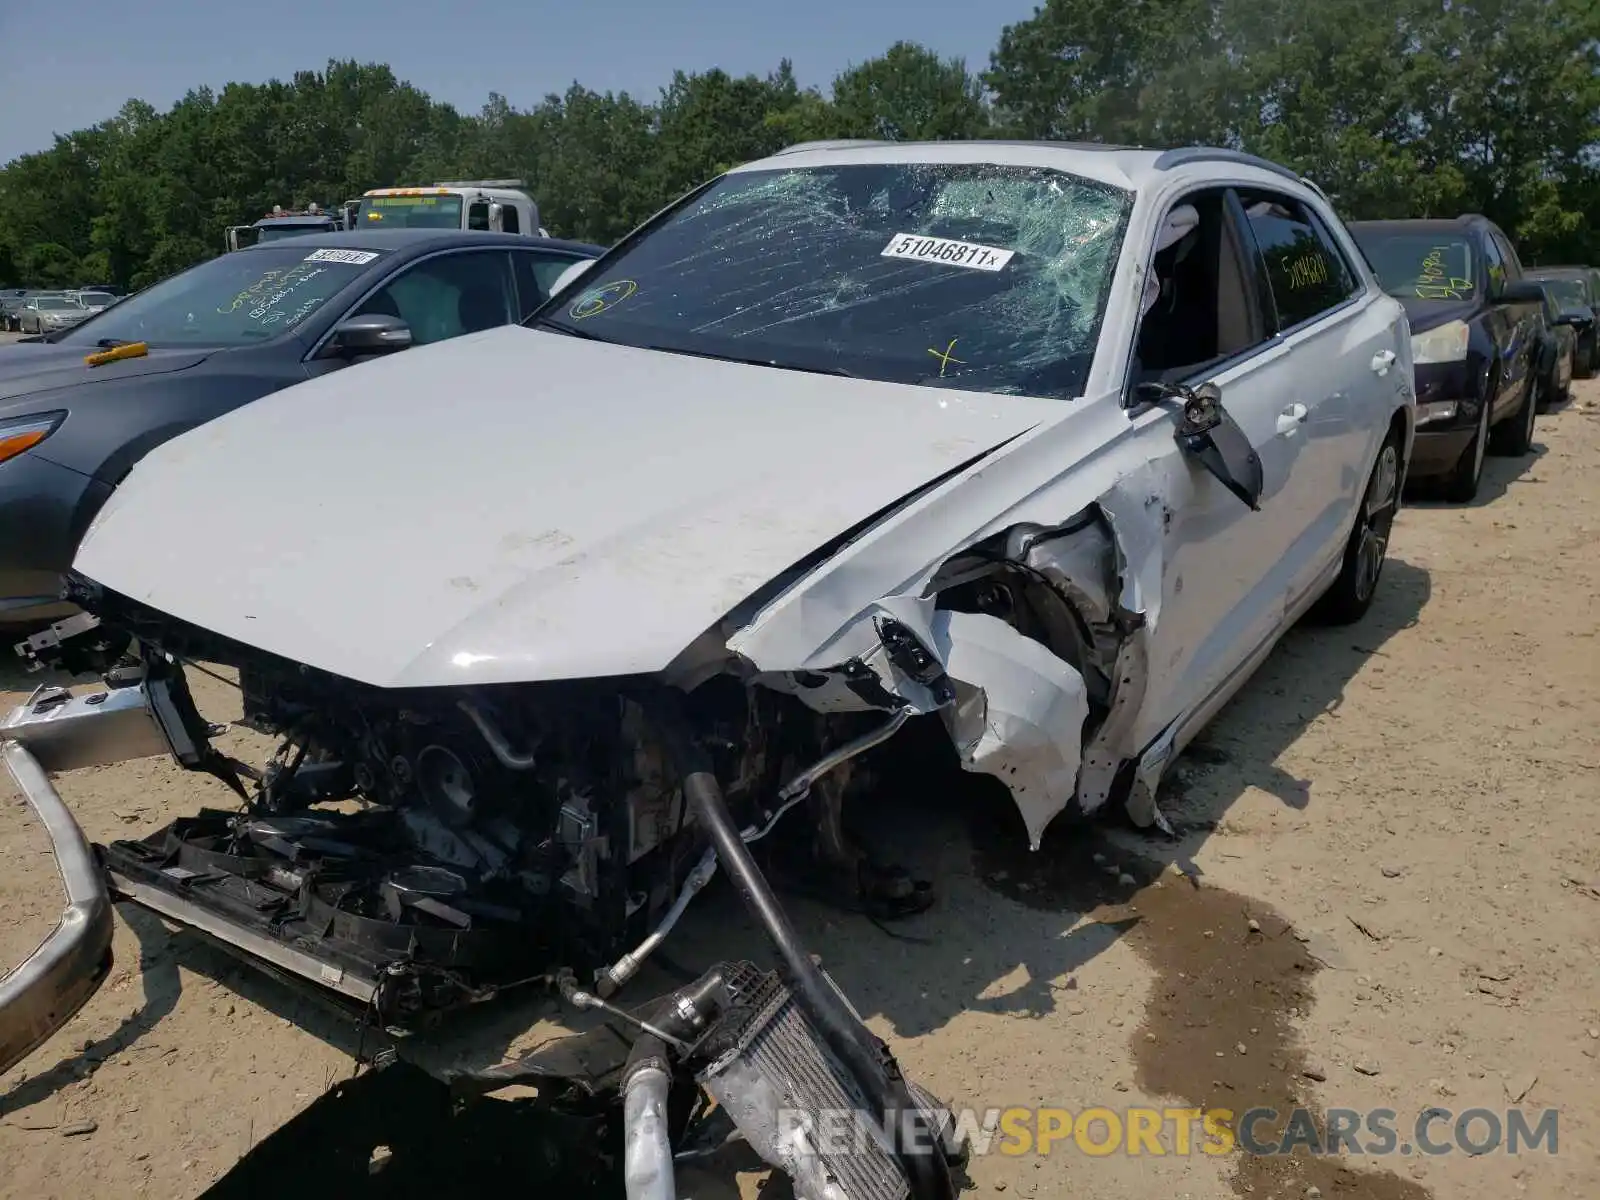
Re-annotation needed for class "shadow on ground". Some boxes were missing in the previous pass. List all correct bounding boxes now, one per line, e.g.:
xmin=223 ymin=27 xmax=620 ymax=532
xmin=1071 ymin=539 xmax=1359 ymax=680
xmin=1406 ymin=441 xmax=1547 ymax=510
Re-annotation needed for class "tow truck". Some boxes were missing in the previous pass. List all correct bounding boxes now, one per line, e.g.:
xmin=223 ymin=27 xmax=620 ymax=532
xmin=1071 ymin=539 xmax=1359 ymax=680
xmin=224 ymin=203 xmax=350 ymax=253
xmin=353 ymin=179 xmax=550 ymax=237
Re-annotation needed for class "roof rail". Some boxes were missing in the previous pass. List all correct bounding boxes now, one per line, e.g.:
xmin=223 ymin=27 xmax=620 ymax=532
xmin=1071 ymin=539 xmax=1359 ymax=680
xmin=1298 ymin=176 xmax=1333 ymax=205
xmin=773 ymin=139 xmax=895 ymax=156
xmin=431 ymin=179 xmax=528 ymax=189
xmin=1152 ymin=146 xmax=1307 ymax=187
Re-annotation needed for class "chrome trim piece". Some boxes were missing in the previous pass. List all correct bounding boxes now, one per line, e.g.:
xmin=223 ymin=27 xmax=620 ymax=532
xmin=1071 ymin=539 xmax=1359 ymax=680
xmin=106 ymin=873 xmax=376 ymax=1006
xmin=1 ymin=685 xmax=169 ymax=774
xmin=0 ymin=742 xmax=115 ymax=1076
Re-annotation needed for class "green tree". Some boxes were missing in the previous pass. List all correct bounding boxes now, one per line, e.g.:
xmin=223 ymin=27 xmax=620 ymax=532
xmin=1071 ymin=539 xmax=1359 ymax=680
xmin=1 ymin=17 xmax=1596 ymax=288
xmin=831 ymin=42 xmax=991 ymax=141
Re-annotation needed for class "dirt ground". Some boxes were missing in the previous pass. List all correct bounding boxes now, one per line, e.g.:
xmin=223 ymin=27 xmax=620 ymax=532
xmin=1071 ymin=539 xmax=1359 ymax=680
xmin=3 ymin=368 xmax=1599 ymax=1199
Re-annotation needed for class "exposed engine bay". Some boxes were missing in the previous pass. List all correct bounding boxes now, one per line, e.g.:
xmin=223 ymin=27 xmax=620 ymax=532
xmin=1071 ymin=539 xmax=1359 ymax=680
xmin=7 ymin=490 xmax=1158 ymax=1200
xmin=29 ymin=497 xmax=1151 ymax=1032
xmin=56 ymin=594 xmax=927 ymax=1031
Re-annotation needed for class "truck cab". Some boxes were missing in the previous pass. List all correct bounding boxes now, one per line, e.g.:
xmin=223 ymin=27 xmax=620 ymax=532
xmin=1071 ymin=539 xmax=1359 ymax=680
xmin=353 ymin=180 xmax=548 ymax=237
xmin=226 ymin=204 xmax=343 ymax=252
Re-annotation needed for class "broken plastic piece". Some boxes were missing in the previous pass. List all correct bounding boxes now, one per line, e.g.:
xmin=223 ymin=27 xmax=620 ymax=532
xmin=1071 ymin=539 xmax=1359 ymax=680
xmin=930 ymin=609 xmax=1090 ymax=850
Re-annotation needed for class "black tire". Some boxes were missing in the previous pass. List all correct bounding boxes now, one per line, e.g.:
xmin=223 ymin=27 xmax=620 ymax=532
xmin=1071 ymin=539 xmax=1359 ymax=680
xmin=1442 ymin=389 xmax=1491 ymax=503
xmin=1580 ymin=335 xmax=1599 ymax=380
xmin=1489 ymin=371 xmax=1537 ymax=457
xmin=1314 ymin=432 xmax=1403 ymax=626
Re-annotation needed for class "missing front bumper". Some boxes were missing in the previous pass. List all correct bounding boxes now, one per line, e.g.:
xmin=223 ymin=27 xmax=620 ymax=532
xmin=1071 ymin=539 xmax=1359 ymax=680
xmin=0 ymin=681 xmax=172 ymax=1075
xmin=0 ymin=741 xmax=116 ymax=1075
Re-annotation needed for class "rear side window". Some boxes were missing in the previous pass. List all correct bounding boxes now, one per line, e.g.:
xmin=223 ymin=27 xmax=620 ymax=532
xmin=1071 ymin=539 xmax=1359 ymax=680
xmin=1239 ymin=192 xmax=1359 ymax=330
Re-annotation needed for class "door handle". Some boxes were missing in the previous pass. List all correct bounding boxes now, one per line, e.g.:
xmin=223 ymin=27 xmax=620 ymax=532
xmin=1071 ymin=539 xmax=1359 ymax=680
xmin=1276 ymin=402 xmax=1308 ymax=434
xmin=1371 ymin=349 xmax=1397 ymax=376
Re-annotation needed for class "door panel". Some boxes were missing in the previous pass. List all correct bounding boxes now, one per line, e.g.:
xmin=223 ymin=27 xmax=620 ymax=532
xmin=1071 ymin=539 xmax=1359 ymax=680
xmin=1493 ymin=231 xmax=1542 ymax=411
xmin=1124 ymin=190 xmax=1307 ymax=749
xmin=1235 ymin=192 xmax=1349 ymax=575
xmin=1235 ymin=191 xmax=1401 ymax=606
xmin=1139 ymin=341 xmax=1311 ymax=742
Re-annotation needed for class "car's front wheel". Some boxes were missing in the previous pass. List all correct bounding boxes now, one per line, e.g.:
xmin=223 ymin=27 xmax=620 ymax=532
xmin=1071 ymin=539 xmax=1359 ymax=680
xmin=1489 ymin=371 xmax=1538 ymax=457
xmin=1314 ymin=432 xmax=1402 ymax=626
xmin=1442 ymin=390 xmax=1491 ymax=504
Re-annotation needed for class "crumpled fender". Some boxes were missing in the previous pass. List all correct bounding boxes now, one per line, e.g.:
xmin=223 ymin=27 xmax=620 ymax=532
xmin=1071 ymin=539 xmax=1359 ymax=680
xmin=929 ymin=609 xmax=1090 ymax=849
xmin=728 ymin=451 xmax=1172 ymax=849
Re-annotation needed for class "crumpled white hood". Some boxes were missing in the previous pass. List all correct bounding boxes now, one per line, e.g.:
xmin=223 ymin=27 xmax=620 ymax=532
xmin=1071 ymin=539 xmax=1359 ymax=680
xmin=75 ymin=325 xmax=1062 ymax=687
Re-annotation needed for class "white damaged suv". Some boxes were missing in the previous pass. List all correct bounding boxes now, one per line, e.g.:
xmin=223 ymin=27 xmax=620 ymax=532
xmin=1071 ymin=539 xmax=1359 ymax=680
xmin=3 ymin=140 xmax=1413 ymax=1196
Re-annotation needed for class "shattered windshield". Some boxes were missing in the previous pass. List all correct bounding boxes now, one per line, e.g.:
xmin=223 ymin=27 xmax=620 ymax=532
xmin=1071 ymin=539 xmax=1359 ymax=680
xmin=533 ymin=163 xmax=1131 ymax=400
xmin=1354 ymin=232 xmax=1477 ymax=301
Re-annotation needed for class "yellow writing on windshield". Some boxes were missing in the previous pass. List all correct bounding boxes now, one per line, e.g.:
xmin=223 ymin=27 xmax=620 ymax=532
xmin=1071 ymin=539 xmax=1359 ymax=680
xmin=370 ymin=196 xmax=441 ymax=207
xmin=1416 ymin=246 xmax=1472 ymax=300
xmin=216 ymin=263 xmax=328 ymax=321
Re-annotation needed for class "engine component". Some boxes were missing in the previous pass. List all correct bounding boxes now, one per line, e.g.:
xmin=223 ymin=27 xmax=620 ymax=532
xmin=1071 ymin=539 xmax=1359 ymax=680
xmin=622 ymin=1035 xmax=677 ymax=1200
xmin=698 ymin=967 xmax=957 ymax=1200
xmin=415 ymin=743 xmax=479 ymax=826
xmin=644 ymin=692 xmax=956 ymax=1200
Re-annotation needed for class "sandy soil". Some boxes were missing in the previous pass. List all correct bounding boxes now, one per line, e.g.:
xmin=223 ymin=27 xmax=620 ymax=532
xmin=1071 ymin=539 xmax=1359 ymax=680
xmin=2 ymin=374 xmax=1598 ymax=1199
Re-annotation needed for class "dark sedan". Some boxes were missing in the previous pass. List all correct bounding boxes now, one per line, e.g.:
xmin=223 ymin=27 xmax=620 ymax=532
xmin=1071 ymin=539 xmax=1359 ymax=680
xmin=1349 ymin=216 xmax=1545 ymax=503
xmin=1524 ymin=266 xmax=1598 ymax=378
xmin=0 ymin=229 xmax=603 ymax=626
xmin=1533 ymin=280 xmax=1585 ymax=408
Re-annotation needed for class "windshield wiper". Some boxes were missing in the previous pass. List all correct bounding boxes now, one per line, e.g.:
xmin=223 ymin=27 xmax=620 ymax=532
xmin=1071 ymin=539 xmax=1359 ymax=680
xmin=644 ymin=343 xmax=856 ymax=378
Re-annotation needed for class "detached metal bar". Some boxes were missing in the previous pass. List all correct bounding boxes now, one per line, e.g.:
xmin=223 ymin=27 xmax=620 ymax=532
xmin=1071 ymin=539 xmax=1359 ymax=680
xmin=0 ymin=740 xmax=115 ymax=1076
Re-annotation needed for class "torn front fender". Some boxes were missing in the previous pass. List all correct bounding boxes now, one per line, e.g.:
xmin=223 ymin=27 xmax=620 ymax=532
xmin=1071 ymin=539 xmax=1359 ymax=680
xmin=931 ymin=610 xmax=1090 ymax=850
xmin=729 ymin=422 xmax=1181 ymax=847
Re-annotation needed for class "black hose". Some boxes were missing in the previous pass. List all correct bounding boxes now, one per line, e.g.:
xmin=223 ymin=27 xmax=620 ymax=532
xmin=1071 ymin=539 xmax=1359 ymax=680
xmin=646 ymin=692 xmax=955 ymax=1200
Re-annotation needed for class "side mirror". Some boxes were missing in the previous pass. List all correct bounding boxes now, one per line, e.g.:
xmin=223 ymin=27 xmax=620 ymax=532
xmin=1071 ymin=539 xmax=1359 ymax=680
xmin=1500 ymin=279 xmax=1545 ymax=305
xmin=547 ymin=258 xmax=596 ymax=297
xmin=329 ymin=314 xmax=412 ymax=357
xmin=488 ymin=202 xmax=505 ymax=232
xmin=1174 ymin=381 xmax=1265 ymax=511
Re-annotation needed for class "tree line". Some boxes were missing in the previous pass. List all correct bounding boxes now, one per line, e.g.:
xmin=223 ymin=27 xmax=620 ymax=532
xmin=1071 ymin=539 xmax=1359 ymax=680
xmin=2 ymin=0 xmax=1596 ymax=290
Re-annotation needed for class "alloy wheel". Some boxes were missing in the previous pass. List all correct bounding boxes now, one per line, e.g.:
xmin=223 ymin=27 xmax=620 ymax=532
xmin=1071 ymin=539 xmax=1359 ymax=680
xmin=1355 ymin=443 xmax=1400 ymax=603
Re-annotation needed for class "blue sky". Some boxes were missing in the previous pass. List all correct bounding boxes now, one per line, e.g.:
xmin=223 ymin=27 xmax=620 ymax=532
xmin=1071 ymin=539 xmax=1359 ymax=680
xmin=0 ymin=0 xmax=1039 ymax=164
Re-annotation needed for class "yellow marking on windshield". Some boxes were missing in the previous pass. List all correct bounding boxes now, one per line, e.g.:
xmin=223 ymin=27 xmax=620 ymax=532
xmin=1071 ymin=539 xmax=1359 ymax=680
xmin=570 ymin=279 xmax=638 ymax=320
xmin=1416 ymin=246 xmax=1472 ymax=300
xmin=927 ymin=337 xmax=966 ymax=377
xmin=217 ymin=263 xmax=323 ymax=315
